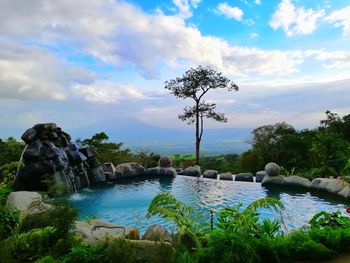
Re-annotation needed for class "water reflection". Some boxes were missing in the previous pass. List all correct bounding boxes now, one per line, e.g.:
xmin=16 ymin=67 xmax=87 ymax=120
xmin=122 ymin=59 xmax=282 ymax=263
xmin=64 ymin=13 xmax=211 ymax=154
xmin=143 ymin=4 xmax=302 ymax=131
xmin=158 ymin=176 xmax=175 ymax=191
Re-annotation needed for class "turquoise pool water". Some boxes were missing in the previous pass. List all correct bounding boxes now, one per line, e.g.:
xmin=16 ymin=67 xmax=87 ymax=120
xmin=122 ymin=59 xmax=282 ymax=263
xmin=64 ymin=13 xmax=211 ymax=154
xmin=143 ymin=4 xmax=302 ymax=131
xmin=69 ymin=175 xmax=350 ymax=234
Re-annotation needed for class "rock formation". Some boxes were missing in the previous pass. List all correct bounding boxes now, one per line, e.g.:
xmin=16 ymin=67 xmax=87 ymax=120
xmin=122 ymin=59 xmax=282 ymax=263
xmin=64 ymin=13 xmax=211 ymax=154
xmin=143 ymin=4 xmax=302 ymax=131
xmin=14 ymin=123 xmax=108 ymax=195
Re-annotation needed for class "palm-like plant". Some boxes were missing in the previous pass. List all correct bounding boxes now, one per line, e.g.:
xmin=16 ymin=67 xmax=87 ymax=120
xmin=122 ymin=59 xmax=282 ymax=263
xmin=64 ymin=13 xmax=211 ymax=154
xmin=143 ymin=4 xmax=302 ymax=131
xmin=147 ymin=193 xmax=207 ymax=248
xmin=217 ymin=197 xmax=285 ymax=236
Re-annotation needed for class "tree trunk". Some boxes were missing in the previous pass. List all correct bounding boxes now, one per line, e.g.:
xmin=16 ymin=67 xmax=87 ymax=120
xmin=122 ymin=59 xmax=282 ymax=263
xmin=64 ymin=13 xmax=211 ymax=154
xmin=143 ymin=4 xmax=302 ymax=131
xmin=195 ymin=101 xmax=200 ymax=165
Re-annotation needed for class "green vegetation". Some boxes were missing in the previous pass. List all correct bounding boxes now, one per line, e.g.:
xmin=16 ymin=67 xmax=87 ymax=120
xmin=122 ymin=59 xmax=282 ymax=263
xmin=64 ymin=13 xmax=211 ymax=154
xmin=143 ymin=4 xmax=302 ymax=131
xmin=246 ymin=111 xmax=350 ymax=179
xmin=0 ymin=137 xmax=24 ymax=167
xmin=147 ymin=193 xmax=350 ymax=263
xmin=1 ymin=111 xmax=350 ymax=262
xmin=80 ymin=132 xmax=160 ymax=168
xmin=1 ymin=163 xmax=350 ymax=263
xmin=173 ymin=111 xmax=350 ymax=182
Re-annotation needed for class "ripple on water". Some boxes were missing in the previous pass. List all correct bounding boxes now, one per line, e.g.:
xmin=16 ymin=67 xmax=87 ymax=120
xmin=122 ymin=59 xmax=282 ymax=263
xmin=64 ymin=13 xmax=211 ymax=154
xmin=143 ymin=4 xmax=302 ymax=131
xmin=69 ymin=175 xmax=350 ymax=234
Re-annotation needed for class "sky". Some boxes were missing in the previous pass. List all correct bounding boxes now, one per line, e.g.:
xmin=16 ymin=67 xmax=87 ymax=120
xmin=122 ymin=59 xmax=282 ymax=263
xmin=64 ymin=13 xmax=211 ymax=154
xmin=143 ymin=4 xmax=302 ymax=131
xmin=0 ymin=0 xmax=350 ymax=153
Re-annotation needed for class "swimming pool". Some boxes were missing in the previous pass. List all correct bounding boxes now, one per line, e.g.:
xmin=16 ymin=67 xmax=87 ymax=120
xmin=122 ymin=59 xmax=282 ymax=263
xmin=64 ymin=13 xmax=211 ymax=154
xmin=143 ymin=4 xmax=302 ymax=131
xmin=69 ymin=175 xmax=350 ymax=234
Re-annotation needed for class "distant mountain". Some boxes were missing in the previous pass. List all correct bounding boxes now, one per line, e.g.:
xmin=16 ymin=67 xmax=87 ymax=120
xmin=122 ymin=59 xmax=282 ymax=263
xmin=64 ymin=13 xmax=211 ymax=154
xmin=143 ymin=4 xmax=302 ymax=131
xmin=69 ymin=119 xmax=251 ymax=155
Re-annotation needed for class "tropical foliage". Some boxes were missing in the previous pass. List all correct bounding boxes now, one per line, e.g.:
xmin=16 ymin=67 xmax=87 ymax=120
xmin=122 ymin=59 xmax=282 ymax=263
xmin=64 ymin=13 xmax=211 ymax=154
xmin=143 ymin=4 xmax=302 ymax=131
xmin=146 ymin=194 xmax=350 ymax=263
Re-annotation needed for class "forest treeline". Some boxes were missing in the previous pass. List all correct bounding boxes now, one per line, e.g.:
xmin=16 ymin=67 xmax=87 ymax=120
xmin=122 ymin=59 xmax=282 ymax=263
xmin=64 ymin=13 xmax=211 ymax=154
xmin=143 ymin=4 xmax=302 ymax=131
xmin=1 ymin=111 xmax=350 ymax=181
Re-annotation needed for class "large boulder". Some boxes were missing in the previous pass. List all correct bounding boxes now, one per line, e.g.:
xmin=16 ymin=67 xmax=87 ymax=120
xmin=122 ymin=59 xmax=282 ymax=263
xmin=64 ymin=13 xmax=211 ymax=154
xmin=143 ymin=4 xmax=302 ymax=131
xmin=74 ymin=220 xmax=140 ymax=244
xmin=219 ymin=172 xmax=233 ymax=181
xmin=203 ymin=170 xmax=218 ymax=179
xmin=115 ymin=163 xmax=146 ymax=179
xmin=255 ymin=171 xmax=267 ymax=183
xmin=311 ymin=178 xmax=348 ymax=194
xmin=282 ymin=176 xmax=312 ymax=188
xmin=235 ymin=173 xmax=253 ymax=182
xmin=6 ymin=191 xmax=52 ymax=230
xmin=261 ymin=175 xmax=285 ymax=187
xmin=142 ymin=224 xmax=171 ymax=242
xmin=146 ymin=167 xmax=177 ymax=177
xmin=184 ymin=165 xmax=201 ymax=177
xmin=6 ymin=191 xmax=43 ymax=212
xmin=159 ymin=156 xmax=172 ymax=168
xmin=265 ymin=162 xmax=281 ymax=177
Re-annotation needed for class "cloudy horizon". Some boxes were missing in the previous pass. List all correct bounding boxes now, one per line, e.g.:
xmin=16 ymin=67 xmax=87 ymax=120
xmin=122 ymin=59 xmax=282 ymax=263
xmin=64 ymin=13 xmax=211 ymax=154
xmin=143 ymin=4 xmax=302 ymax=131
xmin=1 ymin=0 xmax=349 ymax=153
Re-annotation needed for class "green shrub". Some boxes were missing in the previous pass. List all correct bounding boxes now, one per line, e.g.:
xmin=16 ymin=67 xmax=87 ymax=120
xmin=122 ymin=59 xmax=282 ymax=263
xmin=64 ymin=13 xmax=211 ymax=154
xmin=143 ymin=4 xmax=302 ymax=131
xmin=0 ymin=161 xmax=23 ymax=185
xmin=198 ymin=230 xmax=258 ymax=263
xmin=0 ymin=182 xmax=12 ymax=205
xmin=0 ymin=205 xmax=20 ymax=240
xmin=305 ymin=166 xmax=338 ymax=180
xmin=308 ymin=227 xmax=350 ymax=252
xmin=20 ymin=198 xmax=78 ymax=235
xmin=309 ymin=211 xmax=350 ymax=229
xmin=0 ymin=226 xmax=56 ymax=262
xmin=286 ymin=230 xmax=335 ymax=261
xmin=61 ymin=243 xmax=108 ymax=263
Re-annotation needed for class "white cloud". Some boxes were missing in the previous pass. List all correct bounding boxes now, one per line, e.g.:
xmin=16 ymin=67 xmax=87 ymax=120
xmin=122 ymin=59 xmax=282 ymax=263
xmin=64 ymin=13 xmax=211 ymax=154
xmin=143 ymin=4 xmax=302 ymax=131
xmin=172 ymin=0 xmax=200 ymax=19
xmin=250 ymin=32 xmax=258 ymax=38
xmin=254 ymin=0 xmax=261 ymax=4
xmin=325 ymin=5 xmax=350 ymax=37
xmin=217 ymin=2 xmax=244 ymax=21
xmin=305 ymin=50 xmax=350 ymax=69
xmin=0 ymin=40 xmax=93 ymax=100
xmin=269 ymin=0 xmax=325 ymax=36
xmin=0 ymin=0 xmax=306 ymax=79
xmin=73 ymin=82 xmax=146 ymax=104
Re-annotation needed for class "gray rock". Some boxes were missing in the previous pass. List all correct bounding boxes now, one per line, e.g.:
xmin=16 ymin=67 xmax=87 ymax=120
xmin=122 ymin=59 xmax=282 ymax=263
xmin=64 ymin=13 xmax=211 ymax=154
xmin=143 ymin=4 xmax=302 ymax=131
xmin=311 ymin=178 xmax=348 ymax=194
xmin=282 ymin=176 xmax=312 ymax=188
xmin=338 ymin=185 xmax=350 ymax=198
xmin=255 ymin=171 xmax=267 ymax=183
xmin=21 ymin=128 xmax=37 ymax=143
xmin=235 ymin=173 xmax=253 ymax=182
xmin=146 ymin=167 xmax=177 ymax=177
xmin=6 ymin=191 xmax=43 ymax=212
xmin=159 ymin=156 xmax=172 ymax=168
xmin=7 ymin=191 xmax=52 ymax=231
xmin=265 ymin=162 xmax=281 ymax=177
xmin=88 ymin=165 xmax=106 ymax=183
xmin=261 ymin=175 xmax=285 ymax=187
xmin=74 ymin=219 xmax=140 ymax=245
xmin=203 ymin=170 xmax=218 ymax=179
xmin=105 ymin=172 xmax=117 ymax=181
xmin=184 ymin=165 xmax=201 ymax=177
xmin=175 ymin=168 xmax=184 ymax=174
xmin=115 ymin=162 xmax=146 ymax=178
xmin=103 ymin=162 xmax=117 ymax=181
xmin=142 ymin=224 xmax=171 ymax=242
xmin=219 ymin=172 xmax=233 ymax=181
xmin=103 ymin=162 xmax=116 ymax=174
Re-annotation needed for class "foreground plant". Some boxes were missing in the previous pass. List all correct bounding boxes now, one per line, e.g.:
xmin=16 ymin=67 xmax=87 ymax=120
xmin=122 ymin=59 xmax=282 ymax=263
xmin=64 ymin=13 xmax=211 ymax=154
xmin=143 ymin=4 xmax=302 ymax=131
xmin=217 ymin=197 xmax=285 ymax=237
xmin=309 ymin=210 xmax=350 ymax=229
xmin=147 ymin=192 xmax=208 ymax=249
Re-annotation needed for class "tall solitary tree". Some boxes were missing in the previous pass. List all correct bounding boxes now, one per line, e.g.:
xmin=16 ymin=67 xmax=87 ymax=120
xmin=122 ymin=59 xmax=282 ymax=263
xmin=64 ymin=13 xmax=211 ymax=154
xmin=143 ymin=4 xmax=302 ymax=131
xmin=165 ymin=66 xmax=239 ymax=165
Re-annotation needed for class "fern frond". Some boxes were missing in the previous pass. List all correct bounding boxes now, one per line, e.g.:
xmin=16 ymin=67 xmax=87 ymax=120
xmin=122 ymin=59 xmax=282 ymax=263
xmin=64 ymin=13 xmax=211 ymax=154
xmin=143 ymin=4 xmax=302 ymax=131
xmin=244 ymin=197 xmax=285 ymax=215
